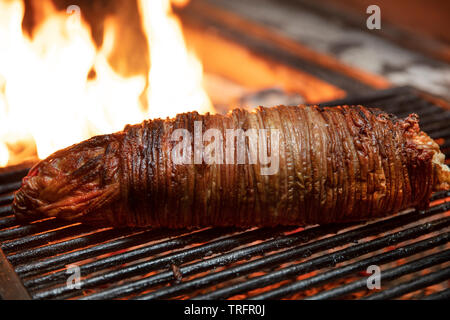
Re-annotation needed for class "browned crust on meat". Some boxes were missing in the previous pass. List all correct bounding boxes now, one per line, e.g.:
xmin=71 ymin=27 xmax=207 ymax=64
xmin=13 ymin=105 xmax=450 ymax=228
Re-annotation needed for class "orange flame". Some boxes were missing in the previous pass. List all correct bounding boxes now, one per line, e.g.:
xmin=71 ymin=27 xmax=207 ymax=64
xmin=0 ymin=0 xmax=213 ymax=167
xmin=138 ymin=0 xmax=212 ymax=119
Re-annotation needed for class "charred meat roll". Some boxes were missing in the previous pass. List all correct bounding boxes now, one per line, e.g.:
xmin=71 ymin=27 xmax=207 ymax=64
xmin=13 ymin=105 xmax=450 ymax=227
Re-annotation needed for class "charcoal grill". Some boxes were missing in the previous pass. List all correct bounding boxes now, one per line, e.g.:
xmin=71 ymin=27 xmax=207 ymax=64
xmin=0 ymin=86 xmax=449 ymax=300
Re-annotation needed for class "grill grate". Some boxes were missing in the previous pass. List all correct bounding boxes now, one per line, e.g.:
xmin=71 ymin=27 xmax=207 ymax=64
xmin=0 ymin=86 xmax=449 ymax=300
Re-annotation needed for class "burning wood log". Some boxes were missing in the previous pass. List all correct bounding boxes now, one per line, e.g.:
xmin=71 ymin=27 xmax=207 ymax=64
xmin=12 ymin=105 xmax=450 ymax=228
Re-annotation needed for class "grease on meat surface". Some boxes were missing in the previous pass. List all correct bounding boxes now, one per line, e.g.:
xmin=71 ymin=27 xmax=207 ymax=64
xmin=13 ymin=105 xmax=450 ymax=228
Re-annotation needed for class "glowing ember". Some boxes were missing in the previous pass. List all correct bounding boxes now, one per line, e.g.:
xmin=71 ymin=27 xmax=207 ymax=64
xmin=0 ymin=0 xmax=213 ymax=167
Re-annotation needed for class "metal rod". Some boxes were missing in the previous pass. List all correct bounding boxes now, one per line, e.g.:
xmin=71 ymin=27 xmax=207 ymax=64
xmin=23 ymin=227 xmax=237 ymax=291
xmin=0 ymin=181 xmax=22 ymax=195
xmin=0 ymin=194 xmax=14 ymax=206
xmin=16 ymin=228 xmax=185 ymax=278
xmin=0 ymin=218 xmax=65 ymax=242
xmin=250 ymin=233 xmax=449 ymax=299
xmin=192 ymin=217 xmax=449 ymax=300
xmin=125 ymin=203 xmax=448 ymax=300
xmin=32 ymin=226 xmax=291 ymax=299
xmin=0 ymin=216 xmax=17 ymax=229
xmin=422 ymin=288 xmax=450 ymax=300
xmin=1 ymin=223 xmax=97 ymax=254
xmin=0 ymin=162 xmax=33 ymax=184
xmin=363 ymin=267 xmax=450 ymax=300
xmin=79 ymin=224 xmax=339 ymax=300
xmin=0 ymin=205 xmax=13 ymax=218
xmin=8 ymin=227 xmax=126 ymax=265
xmin=306 ymin=250 xmax=450 ymax=300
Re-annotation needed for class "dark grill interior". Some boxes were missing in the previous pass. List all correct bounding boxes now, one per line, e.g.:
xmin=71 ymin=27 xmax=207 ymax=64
xmin=0 ymin=86 xmax=449 ymax=300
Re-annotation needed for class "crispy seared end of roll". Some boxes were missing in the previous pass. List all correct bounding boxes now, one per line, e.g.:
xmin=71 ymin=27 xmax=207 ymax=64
xmin=13 ymin=105 xmax=450 ymax=228
xmin=13 ymin=133 xmax=123 ymax=225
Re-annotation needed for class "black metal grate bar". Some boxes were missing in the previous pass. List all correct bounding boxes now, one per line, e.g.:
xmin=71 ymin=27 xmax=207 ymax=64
xmin=306 ymin=250 xmax=450 ymax=300
xmin=0 ymin=194 xmax=14 ymax=206
xmin=2 ymin=223 xmax=99 ymax=254
xmin=250 ymin=233 xmax=450 ymax=299
xmin=7 ymin=228 xmax=133 ymax=266
xmin=0 ymin=182 xmax=22 ymax=195
xmin=79 ymin=224 xmax=346 ymax=300
xmin=81 ymin=200 xmax=449 ymax=300
xmin=363 ymin=267 xmax=450 ymax=300
xmin=23 ymin=227 xmax=242 ymax=291
xmin=191 ymin=217 xmax=449 ymax=300
xmin=0 ymin=218 xmax=71 ymax=242
xmin=422 ymin=288 xmax=450 ymax=300
xmin=31 ymin=226 xmax=295 ymax=299
xmin=16 ymin=228 xmax=190 ymax=278
xmin=0 ymin=206 xmax=13 ymax=218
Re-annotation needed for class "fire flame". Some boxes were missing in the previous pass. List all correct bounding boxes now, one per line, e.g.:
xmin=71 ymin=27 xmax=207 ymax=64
xmin=139 ymin=0 xmax=212 ymax=119
xmin=0 ymin=0 xmax=213 ymax=167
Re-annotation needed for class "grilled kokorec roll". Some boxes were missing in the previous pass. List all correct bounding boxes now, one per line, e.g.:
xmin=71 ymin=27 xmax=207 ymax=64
xmin=13 ymin=105 xmax=450 ymax=228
